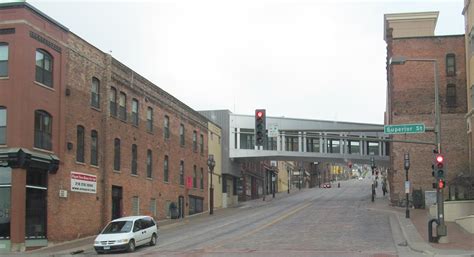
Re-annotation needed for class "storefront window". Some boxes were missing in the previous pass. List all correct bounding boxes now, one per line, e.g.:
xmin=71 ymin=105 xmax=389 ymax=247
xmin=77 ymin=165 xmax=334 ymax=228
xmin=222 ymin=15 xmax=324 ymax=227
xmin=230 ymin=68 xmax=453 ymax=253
xmin=0 ymin=167 xmax=11 ymax=239
xmin=25 ymin=169 xmax=47 ymax=239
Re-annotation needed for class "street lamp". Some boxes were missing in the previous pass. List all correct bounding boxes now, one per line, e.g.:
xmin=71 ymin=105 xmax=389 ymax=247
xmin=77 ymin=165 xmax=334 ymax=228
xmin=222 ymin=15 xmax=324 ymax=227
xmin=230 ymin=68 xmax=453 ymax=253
xmin=287 ymin=167 xmax=290 ymax=194
xmin=207 ymin=155 xmax=215 ymax=215
xmin=390 ymin=56 xmax=447 ymax=240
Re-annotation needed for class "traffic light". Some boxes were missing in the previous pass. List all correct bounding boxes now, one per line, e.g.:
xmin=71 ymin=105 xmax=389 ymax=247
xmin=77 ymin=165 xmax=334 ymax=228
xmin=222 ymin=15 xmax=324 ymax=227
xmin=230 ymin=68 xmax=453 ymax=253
xmin=435 ymin=154 xmax=445 ymax=179
xmin=255 ymin=109 xmax=266 ymax=146
xmin=438 ymin=179 xmax=446 ymax=189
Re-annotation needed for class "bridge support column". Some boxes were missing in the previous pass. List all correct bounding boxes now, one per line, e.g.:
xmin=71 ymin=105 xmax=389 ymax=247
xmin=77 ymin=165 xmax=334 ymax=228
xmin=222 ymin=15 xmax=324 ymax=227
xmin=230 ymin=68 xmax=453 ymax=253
xmin=378 ymin=138 xmax=383 ymax=156
xmin=382 ymin=140 xmax=386 ymax=156
xmin=277 ymin=132 xmax=281 ymax=151
xmin=303 ymin=132 xmax=307 ymax=152
xmin=236 ymin=128 xmax=241 ymax=149
xmin=319 ymin=133 xmax=323 ymax=153
xmin=298 ymin=132 xmax=303 ymax=152
xmin=281 ymin=132 xmax=286 ymax=151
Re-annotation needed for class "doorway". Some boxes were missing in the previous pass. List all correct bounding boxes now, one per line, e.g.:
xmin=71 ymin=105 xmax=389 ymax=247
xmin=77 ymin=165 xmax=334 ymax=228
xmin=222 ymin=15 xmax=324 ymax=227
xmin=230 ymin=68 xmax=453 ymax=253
xmin=111 ymin=186 xmax=122 ymax=220
xmin=178 ymin=196 xmax=185 ymax=218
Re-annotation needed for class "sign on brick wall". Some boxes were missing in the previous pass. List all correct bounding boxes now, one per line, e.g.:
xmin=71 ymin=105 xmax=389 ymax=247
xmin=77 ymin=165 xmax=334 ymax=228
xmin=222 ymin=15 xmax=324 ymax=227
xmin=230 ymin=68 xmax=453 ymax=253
xmin=71 ymin=171 xmax=97 ymax=194
xmin=186 ymin=176 xmax=193 ymax=189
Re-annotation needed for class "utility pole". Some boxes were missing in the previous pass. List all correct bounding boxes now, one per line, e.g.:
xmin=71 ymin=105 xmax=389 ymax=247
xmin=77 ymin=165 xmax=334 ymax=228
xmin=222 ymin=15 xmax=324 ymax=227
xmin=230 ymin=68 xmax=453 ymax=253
xmin=207 ymin=155 xmax=215 ymax=215
xmin=287 ymin=168 xmax=290 ymax=194
xmin=272 ymin=172 xmax=276 ymax=198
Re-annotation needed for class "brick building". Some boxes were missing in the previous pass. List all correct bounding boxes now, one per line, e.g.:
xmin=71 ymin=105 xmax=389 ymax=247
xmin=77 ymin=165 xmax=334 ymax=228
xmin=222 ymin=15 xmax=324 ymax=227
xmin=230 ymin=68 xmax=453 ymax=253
xmin=0 ymin=2 xmax=208 ymax=252
xmin=384 ymin=12 xmax=469 ymax=205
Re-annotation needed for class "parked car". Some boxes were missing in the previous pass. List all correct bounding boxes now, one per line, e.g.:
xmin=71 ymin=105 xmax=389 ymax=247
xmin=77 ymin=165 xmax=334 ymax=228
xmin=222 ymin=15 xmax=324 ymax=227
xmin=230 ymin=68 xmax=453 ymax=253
xmin=94 ymin=216 xmax=158 ymax=254
xmin=323 ymin=183 xmax=332 ymax=188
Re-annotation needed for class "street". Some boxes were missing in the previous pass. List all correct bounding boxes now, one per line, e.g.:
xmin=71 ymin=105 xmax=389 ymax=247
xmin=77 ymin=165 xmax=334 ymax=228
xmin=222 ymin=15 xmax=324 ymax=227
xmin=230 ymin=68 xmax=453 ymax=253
xmin=64 ymin=179 xmax=422 ymax=257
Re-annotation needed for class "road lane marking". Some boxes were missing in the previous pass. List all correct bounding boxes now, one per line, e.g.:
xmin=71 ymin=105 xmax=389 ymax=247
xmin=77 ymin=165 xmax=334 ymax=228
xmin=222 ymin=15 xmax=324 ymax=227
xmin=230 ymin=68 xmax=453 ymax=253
xmin=208 ymin=201 xmax=313 ymax=251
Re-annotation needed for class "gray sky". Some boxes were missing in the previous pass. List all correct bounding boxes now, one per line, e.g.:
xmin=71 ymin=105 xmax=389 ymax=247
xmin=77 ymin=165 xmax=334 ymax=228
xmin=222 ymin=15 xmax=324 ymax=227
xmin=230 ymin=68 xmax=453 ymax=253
xmin=28 ymin=0 xmax=464 ymax=124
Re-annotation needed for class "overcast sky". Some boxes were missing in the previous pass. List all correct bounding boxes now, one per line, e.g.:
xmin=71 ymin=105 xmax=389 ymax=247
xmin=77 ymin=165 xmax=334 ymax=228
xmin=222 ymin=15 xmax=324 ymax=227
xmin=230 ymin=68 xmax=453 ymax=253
xmin=28 ymin=0 xmax=464 ymax=124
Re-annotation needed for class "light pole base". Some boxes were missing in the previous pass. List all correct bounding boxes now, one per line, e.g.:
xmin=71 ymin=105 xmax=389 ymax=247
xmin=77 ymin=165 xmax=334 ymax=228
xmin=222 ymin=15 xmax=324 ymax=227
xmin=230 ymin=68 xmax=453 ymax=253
xmin=438 ymin=236 xmax=449 ymax=244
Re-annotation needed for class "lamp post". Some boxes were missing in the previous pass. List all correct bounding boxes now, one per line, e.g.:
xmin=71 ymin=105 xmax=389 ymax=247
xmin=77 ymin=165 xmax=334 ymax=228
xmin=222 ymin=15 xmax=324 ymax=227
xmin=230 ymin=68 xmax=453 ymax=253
xmin=404 ymin=152 xmax=410 ymax=219
xmin=390 ymin=56 xmax=447 ymax=240
xmin=207 ymin=155 xmax=215 ymax=215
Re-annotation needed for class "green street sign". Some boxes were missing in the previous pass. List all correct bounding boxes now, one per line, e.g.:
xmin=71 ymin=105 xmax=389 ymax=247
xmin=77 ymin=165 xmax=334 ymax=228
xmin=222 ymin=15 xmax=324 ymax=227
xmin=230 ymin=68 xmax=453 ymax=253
xmin=384 ymin=124 xmax=425 ymax=134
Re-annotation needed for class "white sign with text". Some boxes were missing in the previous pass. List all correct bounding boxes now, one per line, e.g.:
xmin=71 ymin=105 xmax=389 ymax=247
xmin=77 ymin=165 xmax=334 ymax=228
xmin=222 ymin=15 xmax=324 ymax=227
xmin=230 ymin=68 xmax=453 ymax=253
xmin=71 ymin=171 xmax=97 ymax=194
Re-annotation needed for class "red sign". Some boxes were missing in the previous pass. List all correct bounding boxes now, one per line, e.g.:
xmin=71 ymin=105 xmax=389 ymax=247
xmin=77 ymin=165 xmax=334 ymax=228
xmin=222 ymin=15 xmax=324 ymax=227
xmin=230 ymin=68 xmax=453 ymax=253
xmin=186 ymin=176 xmax=193 ymax=189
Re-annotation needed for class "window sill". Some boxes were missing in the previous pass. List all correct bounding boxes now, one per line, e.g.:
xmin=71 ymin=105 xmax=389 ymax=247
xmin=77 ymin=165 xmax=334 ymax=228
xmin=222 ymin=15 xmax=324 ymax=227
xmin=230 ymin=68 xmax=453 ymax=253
xmin=146 ymin=177 xmax=153 ymax=181
xmin=113 ymin=170 xmax=121 ymax=174
xmin=131 ymin=174 xmax=138 ymax=177
xmin=91 ymin=106 xmax=101 ymax=112
xmin=0 ymin=145 xmax=7 ymax=148
xmin=0 ymin=76 xmax=9 ymax=80
xmin=32 ymin=147 xmax=54 ymax=154
xmin=163 ymin=181 xmax=170 ymax=184
xmin=90 ymin=165 xmax=99 ymax=169
xmin=147 ymin=131 xmax=154 ymax=135
xmin=75 ymin=161 xmax=86 ymax=166
xmin=33 ymin=81 xmax=55 ymax=91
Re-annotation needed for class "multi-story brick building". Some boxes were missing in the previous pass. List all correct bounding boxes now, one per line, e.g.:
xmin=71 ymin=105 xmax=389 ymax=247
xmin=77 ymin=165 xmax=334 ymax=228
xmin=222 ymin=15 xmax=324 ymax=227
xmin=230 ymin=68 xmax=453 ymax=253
xmin=463 ymin=0 xmax=474 ymax=177
xmin=384 ymin=12 xmax=469 ymax=205
xmin=0 ymin=1 xmax=208 ymax=252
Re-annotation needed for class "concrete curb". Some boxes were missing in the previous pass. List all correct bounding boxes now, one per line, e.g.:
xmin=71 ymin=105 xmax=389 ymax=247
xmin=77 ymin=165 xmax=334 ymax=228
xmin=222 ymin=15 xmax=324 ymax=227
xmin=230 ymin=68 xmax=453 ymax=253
xmin=369 ymin=207 xmax=474 ymax=257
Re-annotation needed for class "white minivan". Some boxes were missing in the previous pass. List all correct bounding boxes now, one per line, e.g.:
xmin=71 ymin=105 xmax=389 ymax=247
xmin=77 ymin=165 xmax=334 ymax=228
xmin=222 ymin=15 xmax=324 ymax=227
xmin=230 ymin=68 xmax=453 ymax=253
xmin=94 ymin=216 xmax=159 ymax=254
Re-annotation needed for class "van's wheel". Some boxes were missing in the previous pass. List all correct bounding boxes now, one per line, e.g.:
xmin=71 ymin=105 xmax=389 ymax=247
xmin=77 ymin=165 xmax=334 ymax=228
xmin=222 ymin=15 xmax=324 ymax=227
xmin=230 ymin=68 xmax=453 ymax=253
xmin=128 ymin=239 xmax=136 ymax=252
xmin=149 ymin=233 xmax=157 ymax=246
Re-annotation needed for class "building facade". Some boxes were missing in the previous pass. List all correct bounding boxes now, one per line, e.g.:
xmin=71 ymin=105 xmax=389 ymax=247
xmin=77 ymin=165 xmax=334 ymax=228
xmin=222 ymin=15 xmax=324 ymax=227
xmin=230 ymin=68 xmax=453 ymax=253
xmin=0 ymin=2 xmax=208 ymax=252
xmin=463 ymin=0 xmax=474 ymax=177
xmin=208 ymin=121 xmax=223 ymax=210
xmin=384 ymin=12 xmax=469 ymax=205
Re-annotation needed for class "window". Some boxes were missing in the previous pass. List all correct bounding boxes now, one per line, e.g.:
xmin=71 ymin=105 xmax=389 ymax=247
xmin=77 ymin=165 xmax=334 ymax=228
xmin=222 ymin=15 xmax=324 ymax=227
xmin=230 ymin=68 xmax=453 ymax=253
xmin=114 ymin=138 xmax=120 ymax=171
xmin=147 ymin=150 xmax=152 ymax=178
xmin=306 ymin=137 xmax=320 ymax=153
xmin=240 ymin=129 xmax=254 ymax=149
xmin=200 ymin=167 xmax=204 ymax=189
xmin=132 ymin=144 xmax=137 ymax=175
xmin=327 ymin=138 xmax=340 ymax=153
xmin=0 ymin=107 xmax=6 ymax=145
xmin=0 ymin=43 xmax=8 ymax=77
xmin=193 ymin=131 xmax=197 ymax=152
xmin=180 ymin=124 xmax=185 ymax=146
xmin=193 ymin=165 xmax=197 ymax=188
xmin=164 ymin=155 xmax=169 ymax=182
xmin=147 ymin=107 xmax=153 ymax=133
xmin=119 ymin=92 xmax=126 ymax=121
xmin=35 ymin=49 xmax=53 ymax=87
xmin=179 ymin=160 xmax=184 ymax=185
xmin=367 ymin=141 xmax=379 ymax=155
xmin=285 ymin=136 xmax=298 ymax=151
xmin=189 ymin=196 xmax=203 ymax=215
xmin=149 ymin=198 xmax=156 ymax=217
xmin=348 ymin=140 xmax=360 ymax=154
xmin=91 ymin=130 xmax=98 ymax=166
xmin=200 ymin=134 xmax=204 ymax=154
xmin=89 ymin=78 xmax=100 ymax=109
xmin=109 ymin=87 xmax=117 ymax=116
xmin=447 ymin=84 xmax=457 ymax=107
xmin=132 ymin=196 xmax=139 ymax=216
xmin=446 ymin=54 xmax=456 ymax=77
xmin=164 ymin=115 xmax=170 ymax=139
xmin=34 ymin=110 xmax=52 ymax=150
xmin=25 ymin=169 xmax=47 ymax=239
xmin=76 ymin=125 xmax=84 ymax=162
xmin=132 ymin=99 xmax=139 ymax=126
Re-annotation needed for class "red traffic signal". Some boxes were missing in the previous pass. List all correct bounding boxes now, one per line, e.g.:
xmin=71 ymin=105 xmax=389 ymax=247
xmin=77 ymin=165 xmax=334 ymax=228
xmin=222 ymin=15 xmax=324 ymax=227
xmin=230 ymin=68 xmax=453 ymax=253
xmin=256 ymin=111 xmax=264 ymax=118
xmin=438 ymin=179 xmax=445 ymax=189
xmin=255 ymin=109 xmax=266 ymax=146
xmin=436 ymin=155 xmax=444 ymax=168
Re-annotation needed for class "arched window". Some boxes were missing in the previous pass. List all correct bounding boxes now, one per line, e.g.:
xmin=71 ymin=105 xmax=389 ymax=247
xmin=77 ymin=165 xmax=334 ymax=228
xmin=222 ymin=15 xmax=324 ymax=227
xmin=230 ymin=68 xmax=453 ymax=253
xmin=447 ymin=84 xmax=457 ymax=107
xmin=0 ymin=43 xmax=8 ymax=77
xmin=164 ymin=155 xmax=169 ymax=182
xmin=91 ymin=130 xmax=98 ymax=166
xmin=446 ymin=54 xmax=456 ymax=77
xmin=35 ymin=49 xmax=53 ymax=87
xmin=34 ymin=110 xmax=52 ymax=150
xmin=179 ymin=160 xmax=184 ymax=185
xmin=76 ymin=125 xmax=85 ymax=162
xmin=0 ymin=106 xmax=6 ymax=144
xmin=193 ymin=165 xmax=197 ymax=188
xmin=109 ymin=87 xmax=117 ymax=116
xmin=91 ymin=77 xmax=100 ymax=108
xmin=119 ymin=92 xmax=126 ymax=121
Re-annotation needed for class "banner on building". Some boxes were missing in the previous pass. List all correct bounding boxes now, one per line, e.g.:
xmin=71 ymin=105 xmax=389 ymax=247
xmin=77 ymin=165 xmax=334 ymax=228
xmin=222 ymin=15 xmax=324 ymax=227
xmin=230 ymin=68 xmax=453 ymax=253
xmin=71 ymin=171 xmax=97 ymax=194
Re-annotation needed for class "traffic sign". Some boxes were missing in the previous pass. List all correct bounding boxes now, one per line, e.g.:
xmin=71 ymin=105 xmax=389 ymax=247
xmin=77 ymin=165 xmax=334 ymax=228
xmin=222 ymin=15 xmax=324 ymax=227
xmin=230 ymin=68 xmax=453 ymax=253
xmin=268 ymin=124 xmax=279 ymax=137
xmin=384 ymin=124 xmax=425 ymax=134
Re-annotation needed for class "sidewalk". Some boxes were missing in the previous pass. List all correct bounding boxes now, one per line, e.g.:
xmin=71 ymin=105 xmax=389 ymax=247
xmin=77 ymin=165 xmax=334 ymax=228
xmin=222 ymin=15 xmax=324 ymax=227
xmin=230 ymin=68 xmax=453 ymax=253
xmin=369 ymin=192 xmax=474 ymax=257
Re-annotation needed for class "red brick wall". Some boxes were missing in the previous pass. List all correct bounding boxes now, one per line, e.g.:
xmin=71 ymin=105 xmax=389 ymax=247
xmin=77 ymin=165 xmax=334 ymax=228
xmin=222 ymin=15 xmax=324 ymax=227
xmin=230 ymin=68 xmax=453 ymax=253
xmin=387 ymin=35 xmax=469 ymax=204
xmin=0 ymin=5 xmax=209 ymax=243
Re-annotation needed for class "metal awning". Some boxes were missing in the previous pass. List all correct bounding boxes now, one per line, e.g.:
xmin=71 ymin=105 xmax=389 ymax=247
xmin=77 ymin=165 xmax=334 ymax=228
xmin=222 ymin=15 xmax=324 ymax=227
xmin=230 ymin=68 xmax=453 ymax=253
xmin=0 ymin=148 xmax=59 ymax=173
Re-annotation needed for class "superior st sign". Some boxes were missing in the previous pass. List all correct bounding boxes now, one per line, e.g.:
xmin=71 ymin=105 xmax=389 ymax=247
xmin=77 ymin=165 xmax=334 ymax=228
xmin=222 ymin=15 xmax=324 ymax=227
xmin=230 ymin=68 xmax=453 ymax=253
xmin=384 ymin=124 xmax=425 ymax=134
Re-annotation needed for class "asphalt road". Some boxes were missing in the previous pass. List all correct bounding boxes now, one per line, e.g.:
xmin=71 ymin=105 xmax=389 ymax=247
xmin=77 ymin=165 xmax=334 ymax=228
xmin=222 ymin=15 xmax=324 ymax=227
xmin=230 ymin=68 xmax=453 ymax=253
xmin=77 ymin=179 xmax=422 ymax=257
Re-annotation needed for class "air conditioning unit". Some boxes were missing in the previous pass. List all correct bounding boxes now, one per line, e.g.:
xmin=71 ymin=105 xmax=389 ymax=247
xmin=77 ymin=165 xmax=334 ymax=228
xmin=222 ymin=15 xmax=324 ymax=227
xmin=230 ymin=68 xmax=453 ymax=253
xmin=59 ymin=190 xmax=68 ymax=198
